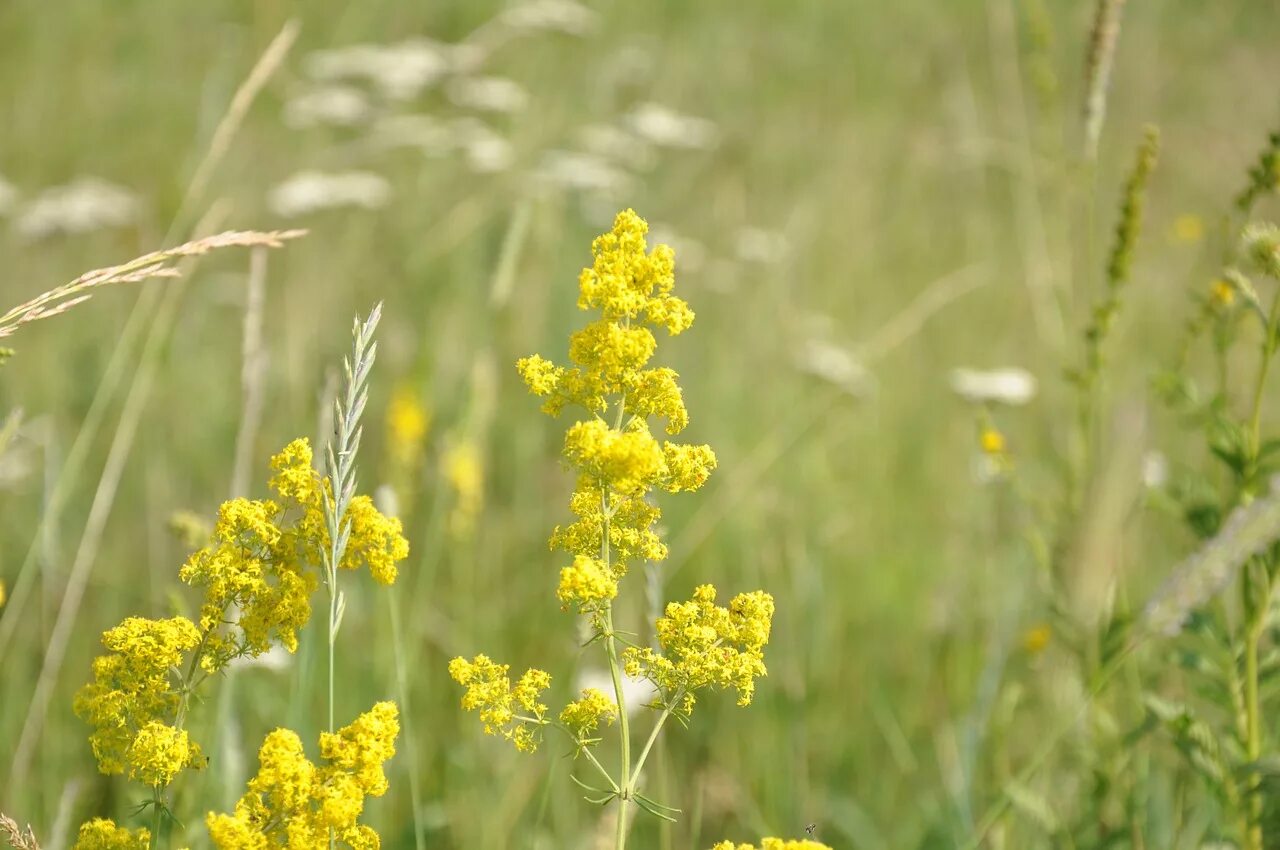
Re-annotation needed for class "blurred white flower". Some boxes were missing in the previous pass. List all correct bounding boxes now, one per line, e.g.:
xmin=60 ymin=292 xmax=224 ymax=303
xmin=1142 ymin=450 xmax=1169 ymax=489
xmin=734 ymin=226 xmax=790 ymax=264
xmin=268 ymin=170 xmax=391 ymax=218
xmin=465 ymin=135 xmax=514 ymax=173
xmin=304 ymin=39 xmax=452 ymax=100
xmin=284 ymin=84 xmax=373 ymax=128
xmin=796 ymin=338 xmax=873 ymax=396
xmin=648 ymin=225 xmax=706 ymax=273
xmin=448 ymin=119 xmax=514 ymax=172
xmin=950 ymin=368 xmax=1037 ymax=406
xmin=15 ymin=177 xmax=139 ymax=239
xmin=574 ymin=667 xmax=656 ymax=717
xmin=533 ymin=150 xmax=631 ymax=192
xmin=447 ymin=76 xmax=529 ymax=114
xmin=497 ymin=0 xmax=599 ymax=36
xmin=229 ymin=644 xmax=292 ymax=673
xmin=0 ymin=176 xmax=17 ymax=216
xmin=366 ymin=114 xmax=454 ymax=154
xmin=625 ymin=102 xmax=718 ymax=150
xmin=576 ymin=123 xmax=655 ymax=169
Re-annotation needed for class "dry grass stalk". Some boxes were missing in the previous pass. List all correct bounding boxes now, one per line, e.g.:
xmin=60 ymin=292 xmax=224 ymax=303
xmin=0 ymin=229 xmax=306 ymax=338
xmin=0 ymin=814 xmax=40 ymax=850
xmin=1082 ymin=0 xmax=1126 ymax=161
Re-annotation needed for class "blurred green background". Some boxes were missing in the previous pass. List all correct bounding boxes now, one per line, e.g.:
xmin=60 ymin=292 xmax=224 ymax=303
xmin=2 ymin=1 xmax=1279 ymax=847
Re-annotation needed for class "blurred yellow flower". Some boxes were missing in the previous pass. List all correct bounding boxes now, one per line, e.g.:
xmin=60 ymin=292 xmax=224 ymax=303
xmin=980 ymin=427 xmax=1006 ymax=455
xmin=1170 ymin=213 xmax=1204 ymax=244
xmin=1211 ymin=277 xmax=1236 ymax=308
xmin=442 ymin=437 xmax=484 ymax=538
xmin=1023 ymin=623 xmax=1052 ymax=655
xmin=386 ymin=383 xmax=430 ymax=474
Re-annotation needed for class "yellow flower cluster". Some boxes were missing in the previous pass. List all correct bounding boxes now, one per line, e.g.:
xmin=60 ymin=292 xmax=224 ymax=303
xmin=448 ymin=654 xmax=552 ymax=752
xmin=515 ymin=210 xmax=716 ymax=612
xmin=556 ymin=554 xmax=618 ymax=610
xmin=182 ymin=439 xmax=406 ymax=665
xmin=625 ymin=584 xmax=775 ymax=710
xmin=206 ymin=702 xmax=399 ymax=850
xmin=559 ymin=688 xmax=618 ymax=740
xmin=76 ymin=439 xmax=408 ymax=791
xmin=73 ymin=616 xmax=203 ymax=783
xmin=71 ymin=819 xmax=149 ymax=850
xmin=549 ymin=478 xmax=666 ymax=575
xmin=711 ymin=839 xmax=832 ymax=850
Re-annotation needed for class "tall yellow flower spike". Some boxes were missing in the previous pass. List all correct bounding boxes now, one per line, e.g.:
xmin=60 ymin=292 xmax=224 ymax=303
xmin=452 ymin=210 xmax=775 ymax=849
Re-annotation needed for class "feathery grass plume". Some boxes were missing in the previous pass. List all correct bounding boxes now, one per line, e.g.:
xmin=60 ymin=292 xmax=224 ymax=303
xmin=1142 ymin=478 xmax=1280 ymax=636
xmin=322 ymin=304 xmax=384 ymax=732
xmin=0 ymin=230 xmax=305 ymax=339
xmin=0 ymin=814 xmax=40 ymax=850
xmin=1235 ymin=129 xmax=1280 ymax=214
xmin=1073 ymin=126 xmax=1159 ymax=398
xmin=1081 ymin=0 xmax=1126 ymax=161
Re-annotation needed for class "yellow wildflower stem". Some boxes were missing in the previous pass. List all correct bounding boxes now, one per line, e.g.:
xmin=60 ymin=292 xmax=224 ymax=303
xmin=629 ymin=692 xmax=682 ymax=791
xmin=604 ymin=607 xmax=631 ymax=850
xmin=147 ymin=621 xmax=216 ymax=850
xmin=601 ymin=478 xmax=632 ymax=850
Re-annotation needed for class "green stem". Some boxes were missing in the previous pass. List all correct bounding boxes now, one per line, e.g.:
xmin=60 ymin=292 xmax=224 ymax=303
xmin=1244 ymin=620 xmax=1263 ymax=850
xmin=629 ymin=697 xmax=679 ymax=787
xmin=149 ymin=785 xmax=163 ymax=850
xmin=328 ymin=570 xmax=338 ymax=734
xmin=581 ymin=742 xmax=622 ymax=793
xmin=604 ymin=604 xmax=631 ymax=850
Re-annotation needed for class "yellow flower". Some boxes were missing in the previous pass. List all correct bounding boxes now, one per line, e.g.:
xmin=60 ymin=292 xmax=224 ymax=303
xmin=662 ymin=441 xmax=717 ymax=492
xmin=386 ymin=384 xmax=430 ymax=455
xmin=127 ymin=721 xmax=201 ymax=787
xmin=72 ymin=819 xmax=149 ymax=850
xmin=74 ymin=617 xmax=201 ymax=777
xmin=578 ymin=209 xmax=693 ymax=334
xmin=319 ymin=700 xmax=399 ymax=796
xmin=625 ymin=585 xmax=775 ymax=711
xmin=0 ymin=579 xmax=6 ymax=609
xmin=1170 ymin=213 xmax=1204 ymax=244
xmin=339 ymin=495 xmax=408 ymax=584
xmin=560 ymin=688 xmax=618 ymax=739
xmin=1023 ymin=623 xmax=1052 ymax=655
xmin=442 ymin=437 xmax=484 ymax=538
xmin=979 ymin=427 xmax=1005 ymax=455
xmin=1210 ymin=277 xmax=1236 ymax=308
xmin=563 ymin=419 xmax=667 ymax=496
xmin=207 ymin=703 xmax=399 ymax=850
xmin=556 ymin=554 xmax=618 ymax=610
xmin=449 ymin=654 xmax=551 ymax=752
xmin=711 ymin=840 xmax=833 ymax=850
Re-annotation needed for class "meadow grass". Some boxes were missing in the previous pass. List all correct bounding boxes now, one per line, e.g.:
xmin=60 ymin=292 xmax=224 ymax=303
xmin=2 ymin=1 xmax=1280 ymax=848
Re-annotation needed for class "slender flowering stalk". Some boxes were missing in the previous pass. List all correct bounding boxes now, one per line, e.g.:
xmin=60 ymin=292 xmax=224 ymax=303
xmin=323 ymin=303 xmax=383 ymax=734
xmin=450 ymin=210 xmax=775 ymax=850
